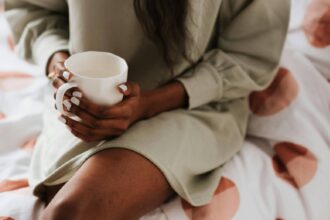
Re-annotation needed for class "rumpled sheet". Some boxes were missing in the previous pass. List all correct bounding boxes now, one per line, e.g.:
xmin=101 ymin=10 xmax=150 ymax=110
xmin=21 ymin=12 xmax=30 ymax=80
xmin=0 ymin=0 xmax=329 ymax=219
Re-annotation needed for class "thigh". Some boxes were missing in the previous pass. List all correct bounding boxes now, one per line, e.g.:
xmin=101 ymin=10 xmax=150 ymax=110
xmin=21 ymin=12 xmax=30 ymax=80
xmin=43 ymin=148 xmax=175 ymax=220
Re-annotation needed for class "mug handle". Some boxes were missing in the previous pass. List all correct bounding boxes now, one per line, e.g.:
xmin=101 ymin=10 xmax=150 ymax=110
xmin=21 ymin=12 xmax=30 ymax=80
xmin=55 ymin=82 xmax=78 ymax=115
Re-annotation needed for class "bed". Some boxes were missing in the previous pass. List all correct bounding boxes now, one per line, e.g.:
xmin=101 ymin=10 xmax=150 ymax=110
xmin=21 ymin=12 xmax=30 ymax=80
xmin=1 ymin=0 xmax=329 ymax=219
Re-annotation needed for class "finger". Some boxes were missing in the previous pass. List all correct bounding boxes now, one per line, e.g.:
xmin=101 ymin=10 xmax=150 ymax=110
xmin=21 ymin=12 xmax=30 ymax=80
xmin=59 ymin=115 xmax=91 ymax=134
xmin=60 ymin=115 xmax=121 ymax=139
xmin=90 ymin=118 xmax=130 ymax=131
xmin=54 ymin=62 xmax=72 ymax=82
xmin=67 ymin=101 xmax=129 ymax=130
xmin=118 ymin=83 xmax=130 ymax=96
xmin=52 ymin=75 xmax=76 ymax=94
xmin=69 ymin=127 xmax=96 ymax=143
xmin=48 ymin=71 xmax=57 ymax=80
xmin=55 ymin=95 xmax=77 ymax=114
xmin=101 ymin=100 xmax=133 ymax=119
xmin=65 ymin=103 xmax=99 ymax=127
xmin=71 ymin=96 xmax=133 ymax=119
xmin=52 ymin=76 xmax=66 ymax=89
xmin=61 ymin=96 xmax=74 ymax=113
xmin=118 ymin=82 xmax=140 ymax=97
xmin=69 ymin=95 xmax=113 ymax=118
xmin=69 ymin=87 xmax=137 ymax=119
xmin=53 ymin=86 xmax=81 ymax=101
xmin=52 ymin=74 xmax=82 ymax=101
xmin=53 ymin=79 xmax=78 ymax=108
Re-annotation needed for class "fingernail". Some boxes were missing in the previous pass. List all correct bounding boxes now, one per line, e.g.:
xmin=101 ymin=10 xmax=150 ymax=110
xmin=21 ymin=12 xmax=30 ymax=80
xmin=58 ymin=116 xmax=66 ymax=124
xmin=72 ymin=91 xmax=83 ymax=98
xmin=71 ymin=97 xmax=80 ymax=106
xmin=63 ymin=71 xmax=70 ymax=80
xmin=63 ymin=99 xmax=72 ymax=111
xmin=48 ymin=72 xmax=56 ymax=79
xmin=119 ymin=84 xmax=128 ymax=92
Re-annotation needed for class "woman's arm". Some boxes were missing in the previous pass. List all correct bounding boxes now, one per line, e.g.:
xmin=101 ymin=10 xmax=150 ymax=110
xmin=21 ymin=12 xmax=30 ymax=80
xmin=51 ymin=60 xmax=188 ymax=142
xmin=4 ymin=0 xmax=69 ymax=73
xmin=53 ymin=0 xmax=291 ymax=143
xmin=142 ymin=81 xmax=188 ymax=118
xmin=176 ymin=0 xmax=291 ymax=109
xmin=53 ymin=79 xmax=188 ymax=143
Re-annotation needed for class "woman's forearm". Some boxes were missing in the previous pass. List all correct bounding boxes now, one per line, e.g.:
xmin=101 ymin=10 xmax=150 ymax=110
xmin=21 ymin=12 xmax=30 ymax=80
xmin=142 ymin=81 xmax=188 ymax=119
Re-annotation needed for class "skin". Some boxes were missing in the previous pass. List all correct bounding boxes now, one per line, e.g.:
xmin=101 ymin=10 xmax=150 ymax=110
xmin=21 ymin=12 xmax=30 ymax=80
xmin=41 ymin=51 xmax=188 ymax=219
xmin=303 ymin=0 xmax=330 ymax=48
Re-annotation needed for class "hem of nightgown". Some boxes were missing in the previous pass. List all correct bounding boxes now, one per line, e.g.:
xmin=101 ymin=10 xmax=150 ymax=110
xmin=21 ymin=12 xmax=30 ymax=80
xmin=31 ymin=145 xmax=215 ymax=207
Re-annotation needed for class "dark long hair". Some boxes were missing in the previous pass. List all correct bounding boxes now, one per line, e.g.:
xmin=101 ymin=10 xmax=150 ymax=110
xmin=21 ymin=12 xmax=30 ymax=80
xmin=133 ymin=0 xmax=191 ymax=68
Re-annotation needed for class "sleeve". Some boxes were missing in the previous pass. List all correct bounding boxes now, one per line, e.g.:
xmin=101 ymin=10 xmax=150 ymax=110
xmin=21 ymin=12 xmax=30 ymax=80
xmin=176 ymin=0 xmax=291 ymax=109
xmin=4 ymin=0 xmax=69 ymax=72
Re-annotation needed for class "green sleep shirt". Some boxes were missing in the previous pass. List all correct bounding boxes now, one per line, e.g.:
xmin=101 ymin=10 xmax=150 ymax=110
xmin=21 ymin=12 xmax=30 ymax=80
xmin=5 ymin=0 xmax=290 ymax=206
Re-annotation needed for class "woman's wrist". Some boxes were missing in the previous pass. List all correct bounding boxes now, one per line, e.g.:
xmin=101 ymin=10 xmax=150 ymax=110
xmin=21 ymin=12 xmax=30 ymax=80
xmin=139 ymin=91 xmax=155 ymax=119
xmin=140 ymin=81 xmax=188 ymax=120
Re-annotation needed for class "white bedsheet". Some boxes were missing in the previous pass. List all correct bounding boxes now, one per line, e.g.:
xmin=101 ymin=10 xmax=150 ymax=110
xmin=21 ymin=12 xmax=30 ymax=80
xmin=0 ymin=1 xmax=329 ymax=219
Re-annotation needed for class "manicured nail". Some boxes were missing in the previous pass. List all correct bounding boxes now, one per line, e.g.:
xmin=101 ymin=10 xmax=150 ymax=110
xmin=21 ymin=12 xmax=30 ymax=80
xmin=58 ymin=116 xmax=66 ymax=124
xmin=72 ymin=91 xmax=83 ymax=98
xmin=63 ymin=99 xmax=72 ymax=111
xmin=48 ymin=72 xmax=56 ymax=79
xmin=71 ymin=97 xmax=80 ymax=106
xmin=119 ymin=84 xmax=128 ymax=92
xmin=63 ymin=71 xmax=70 ymax=80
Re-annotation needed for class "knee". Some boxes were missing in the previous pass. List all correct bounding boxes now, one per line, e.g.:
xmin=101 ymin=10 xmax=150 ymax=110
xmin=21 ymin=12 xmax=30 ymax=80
xmin=42 ymin=197 xmax=80 ymax=220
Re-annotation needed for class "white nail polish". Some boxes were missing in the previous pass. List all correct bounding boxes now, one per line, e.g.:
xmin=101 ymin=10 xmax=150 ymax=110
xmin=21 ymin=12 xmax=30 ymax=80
xmin=63 ymin=100 xmax=72 ymax=111
xmin=71 ymin=97 xmax=80 ymax=106
xmin=58 ymin=116 xmax=66 ymax=124
xmin=119 ymin=84 xmax=128 ymax=92
xmin=63 ymin=71 xmax=70 ymax=80
xmin=72 ymin=91 xmax=83 ymax=98
xmin=48 ymin=72 xmax=56 ymax=79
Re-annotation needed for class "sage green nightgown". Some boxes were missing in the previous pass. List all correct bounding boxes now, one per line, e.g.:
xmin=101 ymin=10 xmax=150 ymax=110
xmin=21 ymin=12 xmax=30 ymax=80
xmin=5 ymin=0 xmax=290 ymax=206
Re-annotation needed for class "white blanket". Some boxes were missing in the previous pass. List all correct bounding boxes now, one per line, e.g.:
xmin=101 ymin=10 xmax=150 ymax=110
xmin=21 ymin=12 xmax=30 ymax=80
xmin=0 ymin=1 xmax=329 ymax=219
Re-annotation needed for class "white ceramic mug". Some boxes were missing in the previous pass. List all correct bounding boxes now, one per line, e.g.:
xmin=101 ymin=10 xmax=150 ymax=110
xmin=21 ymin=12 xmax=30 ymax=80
xmin=55 ymin=51 xmax=128 ymax=115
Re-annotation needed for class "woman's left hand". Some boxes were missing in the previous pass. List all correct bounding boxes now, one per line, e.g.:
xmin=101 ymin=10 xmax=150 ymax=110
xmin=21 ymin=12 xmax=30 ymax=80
xmin=57 ymin=82 xmax=148 ymax=142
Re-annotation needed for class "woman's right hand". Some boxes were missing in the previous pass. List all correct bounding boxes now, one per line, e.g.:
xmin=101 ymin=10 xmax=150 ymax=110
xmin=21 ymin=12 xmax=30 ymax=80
xmin=47 ymin=51 xmax=79 ymax=110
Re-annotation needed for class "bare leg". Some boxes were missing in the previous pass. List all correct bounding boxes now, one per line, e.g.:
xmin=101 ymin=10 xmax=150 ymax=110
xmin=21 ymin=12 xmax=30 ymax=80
xmin=44 ymin=184 xmax=64 ymax=205
xmin=41 ymin=148 xmax=175 ymax=220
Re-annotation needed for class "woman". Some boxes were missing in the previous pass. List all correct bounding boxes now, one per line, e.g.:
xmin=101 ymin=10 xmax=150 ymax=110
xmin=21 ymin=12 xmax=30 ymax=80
xmin=5 ymin=0 xmax=290 ymax=219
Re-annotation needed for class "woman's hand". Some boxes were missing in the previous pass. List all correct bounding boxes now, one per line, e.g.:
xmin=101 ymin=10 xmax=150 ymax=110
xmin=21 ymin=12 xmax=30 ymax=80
xmin=49 ymin=53 xmax=148 ymax=142
xmin=57 ymin=80 xmax=148 ymax=143
xmin=303 ymin=0 xmax=330 ymax=48
xmin=49 ymin=52 xmax=188 ymax=143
